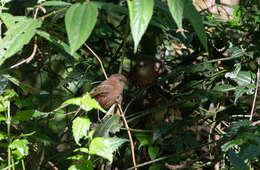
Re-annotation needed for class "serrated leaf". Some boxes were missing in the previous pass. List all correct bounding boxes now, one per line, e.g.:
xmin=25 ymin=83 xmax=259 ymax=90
xmin=63 ymin=93 xmax=105 ymax=113
xmin=0 ymin=14 xmax=42 ymax=65
xmin=9 ymin=139 xmax=29 ymax=159
xmin=94 ymin=114 xmax=120 ymax=138
xmin=36 ymin=30 xmax=81 ymax=60
xmin=183 ymin=0 xmax=208 ymax=51
xmin=127 ymin=0 xmax=154 ymax=52
xmin=65 ymin=2 xmax=98 ymax=55
xmin=167 ymin=0 xmax=185 ymax=37
xmin=148 ymin=146 xmax=159 ymax=160
xmin=72 ymin=116 xmax=91 ymax=146
xmin=41 ymin=1 xmax=71 ymax=6
xmin=89 ymin=137 xmax=128 ymax=162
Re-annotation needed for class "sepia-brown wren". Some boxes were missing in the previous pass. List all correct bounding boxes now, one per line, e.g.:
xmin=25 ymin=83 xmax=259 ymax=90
xmin=91 ymin=74 xmax=127 ymax=108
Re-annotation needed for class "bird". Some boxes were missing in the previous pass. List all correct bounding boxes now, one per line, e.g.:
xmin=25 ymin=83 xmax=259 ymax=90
xmin=128 ymin=58 xmax=166 ymax=87
xmin=91 ymin=74 xmax=127 ymax=109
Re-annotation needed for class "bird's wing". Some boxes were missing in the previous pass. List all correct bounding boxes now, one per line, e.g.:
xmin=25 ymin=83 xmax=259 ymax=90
xmin=91 ymin=84 xmax=113 ymax=97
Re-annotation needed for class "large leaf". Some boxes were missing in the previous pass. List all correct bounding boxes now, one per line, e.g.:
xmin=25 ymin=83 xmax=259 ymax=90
xmin=89 ymin=137 xmax=128 ymax=162
xmin=183 ymin=0 xmax=208 ymax=51
xmin=65 ymin=2 xmax=98 ymax=55
xmin=0 ymin=13 xmax=42 ymax=66
xmin=72 ymin=116 xmax=91 ymax=146
xmin=167 ymin=0 xmax=185 ymax=36
xmin=94 ymin=114 xmax=120 ymax=138
xmin=41 ymin=1 xmax=71 ymax=6
xmin=127 ymin=0 xmax=154 ymax=52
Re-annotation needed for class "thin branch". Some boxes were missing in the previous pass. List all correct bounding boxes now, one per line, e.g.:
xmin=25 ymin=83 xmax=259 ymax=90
xmin=39 ymin=6 xmax=69 ymax=21
xmin=118 ymin=104 xmax=137 ymax=170
xmin=120 ymin=127 xmax=152 ymax=133
xmin=84 ymin=43 xmax=108 ymax=80
xmin=10 ymin=43 xmax=38 ymax=69
xmin=250 ymin=58 xmax=260 ymax=121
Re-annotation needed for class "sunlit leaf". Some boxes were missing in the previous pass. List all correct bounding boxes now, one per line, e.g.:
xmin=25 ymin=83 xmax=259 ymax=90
xmin=72 ymin=116 xmax=91 ymax=146
xmin=0 ymin=14 xmax=42 ymax=65
xmin=89 ymin=137 xmax=128 ymax=162
xmin=41 ymin=1 xmax=71 ymax=6
xmin=9 ymin=139 xmax=29 ymax=159
xmin=65 ymin=2 xmax=98 ymax=54
xmin=167 ymin=0 xmax=185 ymax=37
xmin=63 ymin=93 xmax=105 ymax=113
xmin=127 ymin=0 xmax=154 ymax=52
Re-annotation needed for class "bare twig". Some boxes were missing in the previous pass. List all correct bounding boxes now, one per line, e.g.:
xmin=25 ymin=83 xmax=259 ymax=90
xmin=34 ymin=5 xmax=46 ymax=19
xmin=10 ymin=6 xmax=46 ymax=69
xmin=118 ymin=104 xmax=137 ymax=170
xmin=47 ymin=161 xmax=58 ymax=170
xmin=10 ymin=43 xmax=38 ymax=69
xmin=84 ymin=43 xmax=108 ymax=79
xmin=250 ymin=58 xmax=260 ymax=121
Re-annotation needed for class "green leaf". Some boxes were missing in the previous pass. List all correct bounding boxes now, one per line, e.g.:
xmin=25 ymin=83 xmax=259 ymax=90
xmin=63 ymin=93 xmax=105 ymax=113
xmin=229 ymin=149 xmax=248 ymax=170
xmin=0 ymin=114 xmax=6 ymax=122
xmin=65 ymin=2 xmax=98 ymax=55
xmin=167 ymin=0 xmax=185 ymax=37
xmin=89 ymin=137 xmax=128 ymax=162
xmin=36 ymin=30 xmax=82 ymax=60
xmin=0 ymin=14 xmax=42 ymax=65
xmin=148 ymin=146 xmax=159 ymax=160
xmin=94 ymin=114 xmax=120 ymax=138
xmin=41 ymin=1 xmax=71 ymax=6
xmin=0 ymin=131 xmax=7 ymax=141
xmin=9 ymin=139 xmax=29 ymax=159
xmin=183 ymin=0 xmax=208 ymax=51
xmin=72 ymin=116 xmax=91 ymax=146
xmin=136 ymin=133 xmax=153 ymax=149
xmin=127 ymin=0 xmax=154 ymax=52
xmin=13 ymin=110 xmax=35 ymax=121
xmin=0 ymin=89 xmax=17 ymax=112
xmin=68 ymin=160 xmax=93 ymax=170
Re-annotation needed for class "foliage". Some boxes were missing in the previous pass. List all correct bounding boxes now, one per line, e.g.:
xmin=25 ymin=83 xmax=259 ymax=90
xmin=0 ymin=0 xmax=260 ymax=169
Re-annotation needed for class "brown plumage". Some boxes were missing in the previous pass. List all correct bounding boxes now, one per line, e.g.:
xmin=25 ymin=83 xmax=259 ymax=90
xmin=128 ymin=58 xmax=165 ymax=87
xmin=91 ymin=74 xmax=127 ymax=108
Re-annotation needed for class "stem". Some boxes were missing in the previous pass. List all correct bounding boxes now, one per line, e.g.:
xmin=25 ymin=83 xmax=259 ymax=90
xmin=118 ymin=104 xmax=137 ymax=170
xmin=250 ymin=58 xmax=260 ymax=120
xmin=7 ymin=101 xmax=11 ymax=170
